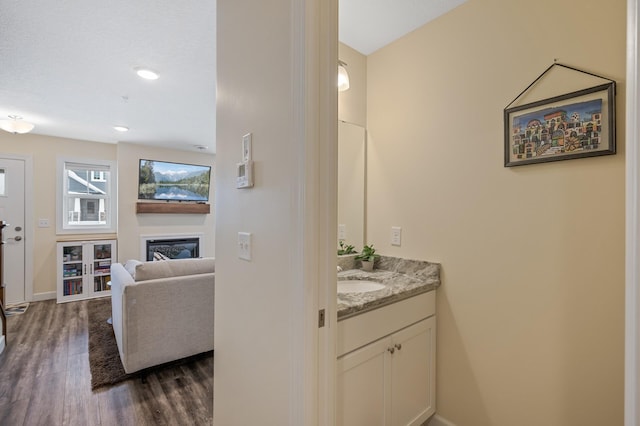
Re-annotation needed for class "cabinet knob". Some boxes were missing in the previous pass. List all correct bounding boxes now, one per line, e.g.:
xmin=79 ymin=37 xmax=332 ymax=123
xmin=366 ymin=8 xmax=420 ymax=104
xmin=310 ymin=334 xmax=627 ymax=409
xmin=395 ymin=343 xmax=402 ymax=351
xmin=388 ymin=347 xmax=395 ymax=354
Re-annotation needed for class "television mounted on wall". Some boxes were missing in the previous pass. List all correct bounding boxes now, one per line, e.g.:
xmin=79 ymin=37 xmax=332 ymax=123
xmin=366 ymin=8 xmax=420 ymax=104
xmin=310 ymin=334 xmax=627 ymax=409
xmin=138 ymin=159 xmax=211 ymax=202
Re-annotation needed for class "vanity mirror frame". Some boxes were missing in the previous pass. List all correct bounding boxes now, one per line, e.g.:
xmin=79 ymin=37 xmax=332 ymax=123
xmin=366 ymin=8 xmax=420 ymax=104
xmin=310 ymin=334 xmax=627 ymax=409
xmin=337 ymin=120 xmax=366 ymax=249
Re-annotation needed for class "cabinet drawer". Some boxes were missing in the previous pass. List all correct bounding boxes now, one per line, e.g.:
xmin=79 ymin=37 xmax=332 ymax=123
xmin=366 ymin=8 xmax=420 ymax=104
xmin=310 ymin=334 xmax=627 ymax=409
xmin=337 ymin=290 xmax=435 ymax=357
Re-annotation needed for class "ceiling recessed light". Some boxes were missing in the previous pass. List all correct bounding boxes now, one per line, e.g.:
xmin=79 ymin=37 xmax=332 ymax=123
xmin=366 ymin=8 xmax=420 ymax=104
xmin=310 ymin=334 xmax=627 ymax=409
xmin=135 ymin=68 xmax=159 ymax=80
xmin=113 ymin=125 xmax=129 ymax=132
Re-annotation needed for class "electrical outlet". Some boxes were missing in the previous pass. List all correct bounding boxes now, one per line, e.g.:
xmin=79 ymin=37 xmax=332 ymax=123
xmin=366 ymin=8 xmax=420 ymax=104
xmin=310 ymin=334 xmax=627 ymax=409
xmin=238 ymin=232 xmax=252 ymax=261
xmin=338 ymin=224 xmax=346 ymax=240
xmin=391 ymin=226 xmax=402 ymax=246
xmin=38 ymin=218 xmax=50 ymax=228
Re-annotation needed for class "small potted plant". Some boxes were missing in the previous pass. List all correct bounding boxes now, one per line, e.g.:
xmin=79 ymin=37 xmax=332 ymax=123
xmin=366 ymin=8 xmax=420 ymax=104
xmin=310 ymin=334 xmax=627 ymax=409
xmin=337 ymin=241 xmax=357 ymax=256
xmin=355 ymin=244 xmax=380 ymax=272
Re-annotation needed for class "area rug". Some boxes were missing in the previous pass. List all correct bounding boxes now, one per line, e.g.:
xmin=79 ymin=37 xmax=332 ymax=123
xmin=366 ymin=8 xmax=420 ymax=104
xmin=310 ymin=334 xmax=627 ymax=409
xmin=87 ymin=297 xmax=213 ymax=390
xmin=5 ymin=302 xmax=30 ymax=316
xmin=87 ymin=297 xmax=130 ymax=389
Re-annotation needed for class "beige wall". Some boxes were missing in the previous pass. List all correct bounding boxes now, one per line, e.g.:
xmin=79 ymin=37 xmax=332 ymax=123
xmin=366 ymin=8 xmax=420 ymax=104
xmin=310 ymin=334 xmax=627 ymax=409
xmin=338 ymin=43 xmax=368 ymax=249
xmin=366 ymin=0 xmax=625 ymax=424
xmin=339 ymin=42 xmax=367 ymax=126
xmin=0 ymin=134 xmax=215 ymax=298
xmin=116 ymin=142 xmax=215 ymax=262
xmin=0 ymin=133 xmax=117 ymax=297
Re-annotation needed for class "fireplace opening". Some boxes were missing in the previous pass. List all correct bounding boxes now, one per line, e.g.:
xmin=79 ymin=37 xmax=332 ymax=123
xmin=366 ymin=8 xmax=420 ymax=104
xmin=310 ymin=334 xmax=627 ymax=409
xmin=146 ymin=238 xmax=200 ymax=261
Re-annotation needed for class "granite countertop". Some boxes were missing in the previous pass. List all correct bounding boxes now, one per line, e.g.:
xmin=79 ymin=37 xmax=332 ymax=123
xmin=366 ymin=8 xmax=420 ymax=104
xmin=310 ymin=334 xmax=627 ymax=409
xmin=337 ymin=255 xmax=441 ymax=320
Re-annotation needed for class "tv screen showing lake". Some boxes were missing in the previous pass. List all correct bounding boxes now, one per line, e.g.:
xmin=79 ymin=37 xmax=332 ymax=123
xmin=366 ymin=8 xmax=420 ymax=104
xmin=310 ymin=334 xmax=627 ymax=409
xmin=138 ymin=160 xmax=211 ymax=201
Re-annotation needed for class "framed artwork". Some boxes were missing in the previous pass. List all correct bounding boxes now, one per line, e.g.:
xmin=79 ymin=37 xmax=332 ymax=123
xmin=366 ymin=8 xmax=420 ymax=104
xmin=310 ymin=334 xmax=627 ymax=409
xmin=504 ymin=82 xmax=616 ymax=167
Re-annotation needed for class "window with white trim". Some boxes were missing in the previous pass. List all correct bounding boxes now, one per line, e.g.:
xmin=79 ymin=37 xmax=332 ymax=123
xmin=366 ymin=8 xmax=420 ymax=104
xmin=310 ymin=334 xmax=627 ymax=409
xmin=91 ymin=171 xmax=106 ymax=182
xmin=57 ymin=158 xmax=117 ymax=233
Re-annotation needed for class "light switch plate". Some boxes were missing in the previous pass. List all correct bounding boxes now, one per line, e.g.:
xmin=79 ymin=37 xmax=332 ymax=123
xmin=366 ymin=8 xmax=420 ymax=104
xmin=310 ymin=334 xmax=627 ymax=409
xmin=242 ymin=133 xmax=252 ymax=162
xmin=238 ymin=232 xmax=252 ymax=260
xmin=391 ymin=226 xmax=402 ymax=246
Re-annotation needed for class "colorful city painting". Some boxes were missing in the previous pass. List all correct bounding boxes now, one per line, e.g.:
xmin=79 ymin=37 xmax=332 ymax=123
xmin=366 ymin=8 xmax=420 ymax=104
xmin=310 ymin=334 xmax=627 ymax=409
xmin=504 ymin=83 xmax=616 ymax=166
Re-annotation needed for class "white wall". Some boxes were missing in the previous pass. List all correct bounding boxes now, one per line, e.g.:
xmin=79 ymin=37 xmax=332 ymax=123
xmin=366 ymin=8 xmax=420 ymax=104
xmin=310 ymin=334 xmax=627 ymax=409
xmin=627 ymin=1 xmax=640 ymax=423
xmin=215 ymin=0 xmax=337 ymax=424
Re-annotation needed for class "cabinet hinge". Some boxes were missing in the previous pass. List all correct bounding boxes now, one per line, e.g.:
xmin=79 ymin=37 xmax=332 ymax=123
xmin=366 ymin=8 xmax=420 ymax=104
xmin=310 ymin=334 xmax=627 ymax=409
xmin=318 ymin=309 xmax=325 ymax=328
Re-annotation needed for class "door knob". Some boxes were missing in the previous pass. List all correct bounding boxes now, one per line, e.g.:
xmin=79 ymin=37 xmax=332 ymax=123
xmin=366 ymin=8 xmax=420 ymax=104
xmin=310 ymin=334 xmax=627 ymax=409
xmin=8 ymin=236 xmax=22 ymax=242
xmin=14 ymin=226 xmax=21 ymax=232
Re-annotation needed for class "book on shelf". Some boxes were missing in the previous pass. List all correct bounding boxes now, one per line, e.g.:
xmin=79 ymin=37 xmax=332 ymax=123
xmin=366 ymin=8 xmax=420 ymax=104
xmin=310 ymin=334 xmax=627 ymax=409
xmin=94 ymin=274 xmax=112 ymax=292
xmin=64 ymin=279 xmax=83 ymax=296
xmin=63 ymin=265 xmax=81 ymax=277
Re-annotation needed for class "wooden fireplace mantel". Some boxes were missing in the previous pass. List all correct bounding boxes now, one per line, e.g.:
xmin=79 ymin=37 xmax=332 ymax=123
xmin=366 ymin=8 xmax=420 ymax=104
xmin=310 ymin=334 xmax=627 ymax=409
xmin=136 ymin=202 xmax=211 ymax=214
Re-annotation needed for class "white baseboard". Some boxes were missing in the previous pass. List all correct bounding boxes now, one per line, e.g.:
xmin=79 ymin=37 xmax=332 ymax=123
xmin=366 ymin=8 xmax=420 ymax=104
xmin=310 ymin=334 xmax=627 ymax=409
xmin=427 ymin=414 xmax=457 ymax=426
xmin=0 ymin=335 xmax=5 ymax=355
xmin=32 ymin=291 xmax=56 ymax=302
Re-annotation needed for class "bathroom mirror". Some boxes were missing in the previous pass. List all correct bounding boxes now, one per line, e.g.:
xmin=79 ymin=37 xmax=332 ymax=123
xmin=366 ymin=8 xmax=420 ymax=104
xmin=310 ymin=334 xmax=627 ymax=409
xmin=338 ymin=120 xmax=366 ymax=249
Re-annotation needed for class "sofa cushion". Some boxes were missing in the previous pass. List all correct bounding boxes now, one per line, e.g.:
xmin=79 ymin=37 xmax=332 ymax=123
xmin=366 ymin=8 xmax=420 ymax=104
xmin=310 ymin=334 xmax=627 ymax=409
xmin=134 ymin=257 xmax=215 ymax=282
xmin=123 ymin=259 xmax=143 ymax=278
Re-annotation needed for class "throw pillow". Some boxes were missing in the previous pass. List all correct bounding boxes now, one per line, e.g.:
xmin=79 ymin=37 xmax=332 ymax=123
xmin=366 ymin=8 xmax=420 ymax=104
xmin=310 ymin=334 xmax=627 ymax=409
xmin=134 ymin=257 xmax=215 ymax=281
xmin=123 ymin=259 xmax=143 ymax=278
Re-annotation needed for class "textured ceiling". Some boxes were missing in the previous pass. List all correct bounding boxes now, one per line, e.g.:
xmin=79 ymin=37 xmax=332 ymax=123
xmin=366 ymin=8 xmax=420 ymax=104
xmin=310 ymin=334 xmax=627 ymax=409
xmin=0 ymin=0 xmax=465 ymax=154
xmin=0 ymin=0 xmax=217 ymax=152
xmin=340 ymin=0 xmax=467 ymax=55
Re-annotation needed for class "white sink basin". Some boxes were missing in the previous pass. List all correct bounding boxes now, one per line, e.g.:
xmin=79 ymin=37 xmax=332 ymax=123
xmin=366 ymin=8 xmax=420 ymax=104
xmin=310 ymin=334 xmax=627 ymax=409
xmin=337 ymin=280 xmax=385 ymax=294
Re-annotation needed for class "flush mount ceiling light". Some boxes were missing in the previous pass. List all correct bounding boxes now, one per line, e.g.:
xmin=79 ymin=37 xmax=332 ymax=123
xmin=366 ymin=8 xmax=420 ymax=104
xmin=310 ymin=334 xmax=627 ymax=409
xmin=0 ymin=115 xmax=35 ymax=134
xmin=338 ymin=60 xmax=350 ymax=92
xmin=135 ymin=67 xmax=159 ymax=80
xmin=113 ymin=125 xmax=129 ymax=132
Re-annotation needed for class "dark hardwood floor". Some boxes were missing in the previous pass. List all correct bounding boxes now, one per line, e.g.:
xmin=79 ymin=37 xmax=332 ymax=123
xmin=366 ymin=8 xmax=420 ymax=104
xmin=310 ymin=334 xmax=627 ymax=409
xmin=0 ymin=299 xmax=213 ymax=426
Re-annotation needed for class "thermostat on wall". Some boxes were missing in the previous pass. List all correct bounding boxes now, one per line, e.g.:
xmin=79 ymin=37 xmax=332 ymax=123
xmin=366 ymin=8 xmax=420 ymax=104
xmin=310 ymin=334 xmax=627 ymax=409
xmin=237 ymin=160 xmax=253 ymax=189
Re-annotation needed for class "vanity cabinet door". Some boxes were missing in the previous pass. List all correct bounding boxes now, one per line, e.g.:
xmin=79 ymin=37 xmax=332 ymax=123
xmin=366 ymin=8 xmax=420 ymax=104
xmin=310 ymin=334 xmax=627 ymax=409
xmin=337 ymin=336 xmax=391 ymax=426
xmin=390 ymin=316 xmax=436 ymax=426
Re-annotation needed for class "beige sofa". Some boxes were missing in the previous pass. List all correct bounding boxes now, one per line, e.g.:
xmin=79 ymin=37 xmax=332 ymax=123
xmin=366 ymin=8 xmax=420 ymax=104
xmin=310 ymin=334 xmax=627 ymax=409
xmin=110 ymin=257 xmax=215 ymax=373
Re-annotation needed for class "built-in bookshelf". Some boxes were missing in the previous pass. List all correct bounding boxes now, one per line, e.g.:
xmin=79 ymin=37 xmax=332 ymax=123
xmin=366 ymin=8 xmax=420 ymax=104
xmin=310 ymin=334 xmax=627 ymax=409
xmin=57 ymin=240 xmax=117 ymax=303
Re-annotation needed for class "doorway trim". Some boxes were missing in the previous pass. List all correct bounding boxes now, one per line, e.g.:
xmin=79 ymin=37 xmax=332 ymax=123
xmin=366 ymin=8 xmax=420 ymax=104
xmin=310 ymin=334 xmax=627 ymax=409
xmin=291 ymin=0 xmax=338 ymax=423
xmin=626 ymin=0 xmax=640 ymax=424
xmin=0 ymin=153 xmax=34 ymax=303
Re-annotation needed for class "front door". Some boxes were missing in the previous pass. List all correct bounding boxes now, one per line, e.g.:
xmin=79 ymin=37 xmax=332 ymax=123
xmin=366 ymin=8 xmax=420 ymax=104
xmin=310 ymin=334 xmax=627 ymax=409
xmin=0 ymin=158 xmax=26 ymax=304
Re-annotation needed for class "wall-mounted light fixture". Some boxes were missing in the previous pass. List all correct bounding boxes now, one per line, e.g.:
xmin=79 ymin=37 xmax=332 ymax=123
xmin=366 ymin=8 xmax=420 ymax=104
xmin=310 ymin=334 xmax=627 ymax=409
xmin=0 ymin=115 xmax=35 ymax=134
xmin=338 ymin=60 xmax=350 ymax=92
